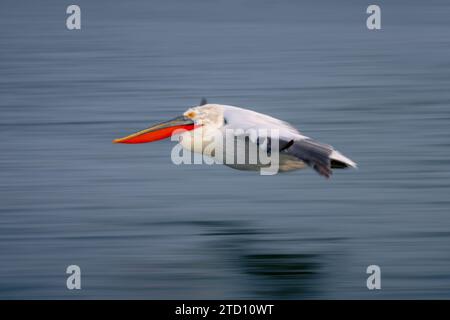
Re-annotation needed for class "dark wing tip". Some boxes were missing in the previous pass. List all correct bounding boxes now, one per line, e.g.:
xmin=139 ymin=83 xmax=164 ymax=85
xmin=313 ymin=163 xmax=332 ymax=178
xmin=200 ymin=97 xmax=208 ymax=106
xmin=330 ymin=159 xmax=350 ymax=169
xmin=286 ymin=139 xmax=334 ymax=179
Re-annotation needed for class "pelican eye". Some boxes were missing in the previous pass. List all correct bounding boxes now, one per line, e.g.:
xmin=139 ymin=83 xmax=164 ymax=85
xmin=186 ymin=111 xmax=196 ymax=119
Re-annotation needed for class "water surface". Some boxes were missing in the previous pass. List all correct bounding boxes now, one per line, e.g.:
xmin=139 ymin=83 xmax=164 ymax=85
xmin=1 ymin=0 xmax=450 ymax=299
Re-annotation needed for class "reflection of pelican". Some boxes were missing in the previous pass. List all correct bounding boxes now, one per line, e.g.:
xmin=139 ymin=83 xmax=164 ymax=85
xmin=114 ymin=100 xmax=356 ymax=178
xmin=192 ymin=220 xmax=324 ymax=299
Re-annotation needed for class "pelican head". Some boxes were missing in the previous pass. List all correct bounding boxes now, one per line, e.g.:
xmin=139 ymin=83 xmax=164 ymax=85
xmin=113 ymin=99 xmax=221 ymax=144
xmin=182 ymin=104 xmax=224 ymax=129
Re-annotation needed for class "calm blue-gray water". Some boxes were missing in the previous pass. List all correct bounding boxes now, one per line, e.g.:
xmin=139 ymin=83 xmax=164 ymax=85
xmin=1 ymin=0 xmax=450 ymax=299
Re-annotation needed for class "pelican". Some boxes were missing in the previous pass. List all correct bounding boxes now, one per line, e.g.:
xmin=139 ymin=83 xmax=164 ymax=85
xmin=114 ymin=99 xmax=357 ymax=178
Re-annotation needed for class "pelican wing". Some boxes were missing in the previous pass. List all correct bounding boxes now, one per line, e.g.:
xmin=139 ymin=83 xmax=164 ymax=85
xmin=220 ymin=105 xmax=356 ymax=178
xmin=221 ymin=105 xmax=307 ymax=143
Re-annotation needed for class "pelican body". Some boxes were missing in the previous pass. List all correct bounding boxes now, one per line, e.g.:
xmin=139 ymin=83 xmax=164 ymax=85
xmin=114 ymin=100 xmax=356 ymax=178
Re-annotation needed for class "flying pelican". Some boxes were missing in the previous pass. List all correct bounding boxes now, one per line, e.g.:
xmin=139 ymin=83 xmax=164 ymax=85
xmin=113 ymin=100 xmax=356 ymax=178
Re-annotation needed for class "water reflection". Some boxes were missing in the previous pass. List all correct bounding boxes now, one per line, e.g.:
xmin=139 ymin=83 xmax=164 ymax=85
xmin=194 ymin=220 xmax=324 ymax=299
xmin=241 ymin=253 xmax=321 ymax=299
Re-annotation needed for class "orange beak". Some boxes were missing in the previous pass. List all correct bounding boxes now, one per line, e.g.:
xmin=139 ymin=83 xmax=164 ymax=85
xmin=113 ymin=115 xmax=195 ymax=144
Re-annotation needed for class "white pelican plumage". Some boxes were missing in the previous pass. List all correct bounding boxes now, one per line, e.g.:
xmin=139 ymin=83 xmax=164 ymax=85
xmin=114 ymin=100 xmax=357 ymax=178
